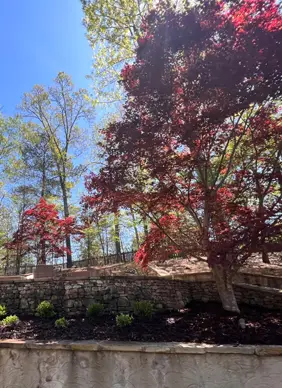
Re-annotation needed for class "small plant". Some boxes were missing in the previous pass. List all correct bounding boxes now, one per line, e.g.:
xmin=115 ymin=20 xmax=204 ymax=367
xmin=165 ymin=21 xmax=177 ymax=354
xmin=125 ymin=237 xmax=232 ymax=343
xmin=116 ymin=313 xmax=134 ymax=328
xmin=36 ymin=301 xmax=56 ymax=318
xmin=1 ymin=315 xmax=19 ymax=326
xmin=0 ymin=304 xmax=7 ymax=318
xmin=55 ymin=317 xmax=68 ymax=329
xmin=133 ymin=301 xmax=154 ymax=319
xmin=87 ymin=303 xmax=104 ymax=318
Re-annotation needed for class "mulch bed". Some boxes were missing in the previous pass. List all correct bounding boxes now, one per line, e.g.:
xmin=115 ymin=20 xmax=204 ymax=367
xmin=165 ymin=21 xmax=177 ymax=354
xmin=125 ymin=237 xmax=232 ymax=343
xmin=1 ymin=302 xmax=282 ymax=345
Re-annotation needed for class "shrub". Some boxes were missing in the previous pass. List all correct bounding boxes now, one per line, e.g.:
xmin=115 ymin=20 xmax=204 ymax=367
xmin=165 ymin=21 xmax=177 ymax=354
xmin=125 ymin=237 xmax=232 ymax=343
xmin=133 ymin=301 xmax=154 ymax=319
xmin=36 ymin=301 xmax=56 ymax=318
xmin=0 ymin=304 xmax=7 ymax=318
xmin=116 ymin=313 xmax=134 ymax=328
xmin=87 ymin=303 xmax=104 ymax=318
xmin=1 ymin=315 xmax=19 ymax=326
xmin=55 ymin=317 xmax=68 ymax=329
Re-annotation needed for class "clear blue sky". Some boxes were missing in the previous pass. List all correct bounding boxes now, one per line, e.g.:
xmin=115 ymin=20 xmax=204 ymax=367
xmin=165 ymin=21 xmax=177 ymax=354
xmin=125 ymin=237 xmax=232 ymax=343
xmin=0 ymin=0 xmax=92 ymax=115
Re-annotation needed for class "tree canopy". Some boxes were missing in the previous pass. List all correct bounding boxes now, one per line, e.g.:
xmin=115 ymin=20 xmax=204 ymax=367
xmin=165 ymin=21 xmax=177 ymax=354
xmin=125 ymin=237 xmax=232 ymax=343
xmin=6 ymin=198 xmax=82 ymax=265
xmin=81 ymin=0 xmax=153 ymax=106
xmin=83 ymin=0 xmax=282 ymax=312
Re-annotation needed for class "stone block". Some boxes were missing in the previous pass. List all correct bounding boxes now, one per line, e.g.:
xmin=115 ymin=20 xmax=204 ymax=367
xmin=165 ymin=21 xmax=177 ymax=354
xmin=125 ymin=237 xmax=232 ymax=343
xmin=33 ymin=265 xmax=54 ymax=279
xmin=66 ymin=271 xmax=89 ymax=280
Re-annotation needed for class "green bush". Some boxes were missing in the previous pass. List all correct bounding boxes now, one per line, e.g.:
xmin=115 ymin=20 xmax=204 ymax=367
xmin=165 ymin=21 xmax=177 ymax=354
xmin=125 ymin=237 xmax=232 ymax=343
xmin=133 ymin=301 xmax=154 ymax=319
xmin=36 ymin=301 xmax=56 ymax=318
xmin=1 ymin=315 xmax=19 ymax=326
xmin=116 ymin=313 xmax=134 ymax=328
xmin=55 ymin=317 xmax=68 ymax=329
xmin=87 ymin=303 xmax=104 ymax=318
xmin=0 ymin=304 xmax=7 ymax=318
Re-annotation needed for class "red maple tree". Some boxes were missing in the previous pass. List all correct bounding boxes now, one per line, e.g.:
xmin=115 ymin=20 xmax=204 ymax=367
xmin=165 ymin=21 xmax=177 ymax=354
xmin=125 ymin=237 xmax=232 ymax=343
xmin=83 ymin=0 xmax=282 ymax=312
xmin=7 ymin=198 xmax=82 ymax=265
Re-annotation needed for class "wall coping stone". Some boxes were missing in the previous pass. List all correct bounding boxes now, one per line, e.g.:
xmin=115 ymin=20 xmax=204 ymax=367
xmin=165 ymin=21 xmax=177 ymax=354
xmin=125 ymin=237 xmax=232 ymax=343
xmin=235 ymin=283 xmax=282 ymax=294
xmin=0 ymin=340 xmax=282 ymax=356
xmin=0 ymin=271 xmax=281 ymax=283
xmin=0 ymin=275 xmax=202 ymax=284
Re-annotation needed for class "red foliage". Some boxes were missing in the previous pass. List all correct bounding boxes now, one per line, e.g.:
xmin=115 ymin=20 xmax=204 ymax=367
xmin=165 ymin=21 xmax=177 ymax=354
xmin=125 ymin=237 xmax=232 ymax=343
xmin=134 ymin=215 xmax=182 ymax=267
xmin=82 ymin=1 xmax=282 ymax=271
xmin=6 ymin=198 xmax=82 ymax=264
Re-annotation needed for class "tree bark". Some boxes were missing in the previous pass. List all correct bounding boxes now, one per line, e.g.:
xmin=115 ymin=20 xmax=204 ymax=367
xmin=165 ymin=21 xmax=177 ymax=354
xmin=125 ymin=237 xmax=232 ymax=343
xmin=61 ymin=182 xmax=72 ymax=268
xmin=143 ymin=220 xmax=148 ymax=237
xmin=97 ymin=228 xmax=105 ymax=262
xmin=261 ymin=233 xmax=270 ymax=263
xmin=39 ymin=241 xmax=46 ymax=265
xmin=130 ymin=206 xmax=140 ymax=247
xmin=41 ymin=151 xmax=47 ymax=198
xmin=114 ymin=213 xmax=121 ymax=257
xmin=262 ymin=248 xmax=270 ymax=264
xmin=212 ymin=265 xmax=240 ymax=313
xmin=87 ymin=233 xmax=91 ymax=265
xmin=258 ymin=197 xmax=270 ymax=264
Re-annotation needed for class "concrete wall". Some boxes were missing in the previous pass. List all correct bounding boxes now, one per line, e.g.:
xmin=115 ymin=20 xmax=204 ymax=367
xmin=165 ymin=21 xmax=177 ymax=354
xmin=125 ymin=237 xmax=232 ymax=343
xmin=1 ymin=275 xmax=282 ymax=316
xmin=0 ymin=341 xmax=282 ymax=388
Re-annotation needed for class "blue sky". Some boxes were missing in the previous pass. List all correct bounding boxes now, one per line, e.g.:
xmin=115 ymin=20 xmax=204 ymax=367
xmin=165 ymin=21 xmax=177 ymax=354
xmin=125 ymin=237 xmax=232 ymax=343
xmin=0 ymin=0 xmax=92 ymax=115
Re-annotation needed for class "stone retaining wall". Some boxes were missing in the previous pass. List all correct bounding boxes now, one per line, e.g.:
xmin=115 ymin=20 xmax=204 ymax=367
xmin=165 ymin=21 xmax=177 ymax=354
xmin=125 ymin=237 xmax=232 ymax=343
xmin=0 ymin=340 xmax=282 ymax=388
xmin=0 ymin=275 xmax=282 ymax=316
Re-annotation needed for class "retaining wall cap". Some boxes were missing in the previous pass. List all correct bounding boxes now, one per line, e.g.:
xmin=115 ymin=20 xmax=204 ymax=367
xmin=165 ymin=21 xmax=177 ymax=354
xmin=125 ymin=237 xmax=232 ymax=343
xmin=0 ymin=340 xmax=281 ymax=355
xmin=235 ymin=283 xmax=282 ymax=294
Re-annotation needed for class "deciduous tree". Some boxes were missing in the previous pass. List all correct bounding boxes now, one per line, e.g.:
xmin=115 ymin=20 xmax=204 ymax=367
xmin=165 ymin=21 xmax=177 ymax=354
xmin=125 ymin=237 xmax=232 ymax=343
xmin=83 ymin=0 xmax=282 ymax=312
xmin=6 ymin=198 xmax=82 ymax=265
xmin=19 ymin=72 xmax=94 ymax=267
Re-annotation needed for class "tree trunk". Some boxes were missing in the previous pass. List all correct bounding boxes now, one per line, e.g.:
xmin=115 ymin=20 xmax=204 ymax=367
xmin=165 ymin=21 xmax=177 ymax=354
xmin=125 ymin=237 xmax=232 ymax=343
xmin=262 ymin=248 xmax=270 ymax=264
xmin=40 ymin=153 xmax=46 ymax=263
xmin=41 ymin=152 xmax=47 ymax=198
xmin=16 ymin=246 xmax=21 ymax=275
xmin=258 ymin=197 xmax=270 ymax=264
xmin=65 ymin=235 xmax=72 ymax=268
xmin=143 ymin=220 xmax=148 ymax=237
xmin=130 ymin=206 xmax=140 ymax=247
xmin=114 ymin=213 xmax=121 ymax=257
xmin=261 ymin=233 xmax=270 ymax=263
xmin=39 ymin=241 xmax=46 ymax=265
xmin=61 ymin=183 xmax=72 ymax=268
xmin=212 ymin=265 xmax=240 ymax=313
xmin=97 ymin=228 xmax=105 ymax=262
xmin=87 ymin=233 xmax=91 ymax=265
xmin=105 ymin=228 xmax=109 ymax=257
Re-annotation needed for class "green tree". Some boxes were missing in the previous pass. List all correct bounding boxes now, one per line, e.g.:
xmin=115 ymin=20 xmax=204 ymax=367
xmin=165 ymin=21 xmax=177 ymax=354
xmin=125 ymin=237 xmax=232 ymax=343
xmin=18 ymin=72 xmax=94 ymax=267
xmin=81 ymin=0 xmax=153 ymax=106
xmin=0 ymin=114 xmax=20 ymax=273
xmin=19 ymin=123 xmax=60 ymax=199
xmin=0 ymin=205 xmax=14 ymax=274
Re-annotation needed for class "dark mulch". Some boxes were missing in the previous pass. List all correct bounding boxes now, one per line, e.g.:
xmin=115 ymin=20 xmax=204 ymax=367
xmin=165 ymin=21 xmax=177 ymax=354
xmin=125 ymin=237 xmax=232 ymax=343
xmin=1 ymin=302 xmax=282 ymax=344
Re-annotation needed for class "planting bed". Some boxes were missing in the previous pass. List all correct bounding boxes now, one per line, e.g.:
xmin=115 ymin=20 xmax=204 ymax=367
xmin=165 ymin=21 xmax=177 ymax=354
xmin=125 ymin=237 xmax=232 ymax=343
xmin=1 ymin=301 xmax=282 ymax=345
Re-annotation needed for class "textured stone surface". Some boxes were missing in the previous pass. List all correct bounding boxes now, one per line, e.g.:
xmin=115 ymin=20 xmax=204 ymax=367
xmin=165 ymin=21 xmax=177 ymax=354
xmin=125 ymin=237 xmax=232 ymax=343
xmin=0 ymin=276 xmax=282 ymax=316
xmin=0 ymin=341 xmax=282 ymax=387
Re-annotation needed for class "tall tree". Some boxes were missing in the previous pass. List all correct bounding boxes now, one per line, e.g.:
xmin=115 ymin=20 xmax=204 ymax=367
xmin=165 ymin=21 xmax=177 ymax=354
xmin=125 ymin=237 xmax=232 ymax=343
xmin=19 ymin=72 xmax=94 ymax=267
xmin=83 ymin=0 xmax=282 ymax=312
xmin=0 ymin=114 xmax=18 ymax=272
xmin=18 ymin=124 xmax=60 ymax=199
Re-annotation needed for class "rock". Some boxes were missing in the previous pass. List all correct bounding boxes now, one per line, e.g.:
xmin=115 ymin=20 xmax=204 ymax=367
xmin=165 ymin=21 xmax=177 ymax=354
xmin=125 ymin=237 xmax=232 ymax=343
xmin=238 ymin=318 xmax=246 ymax=329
